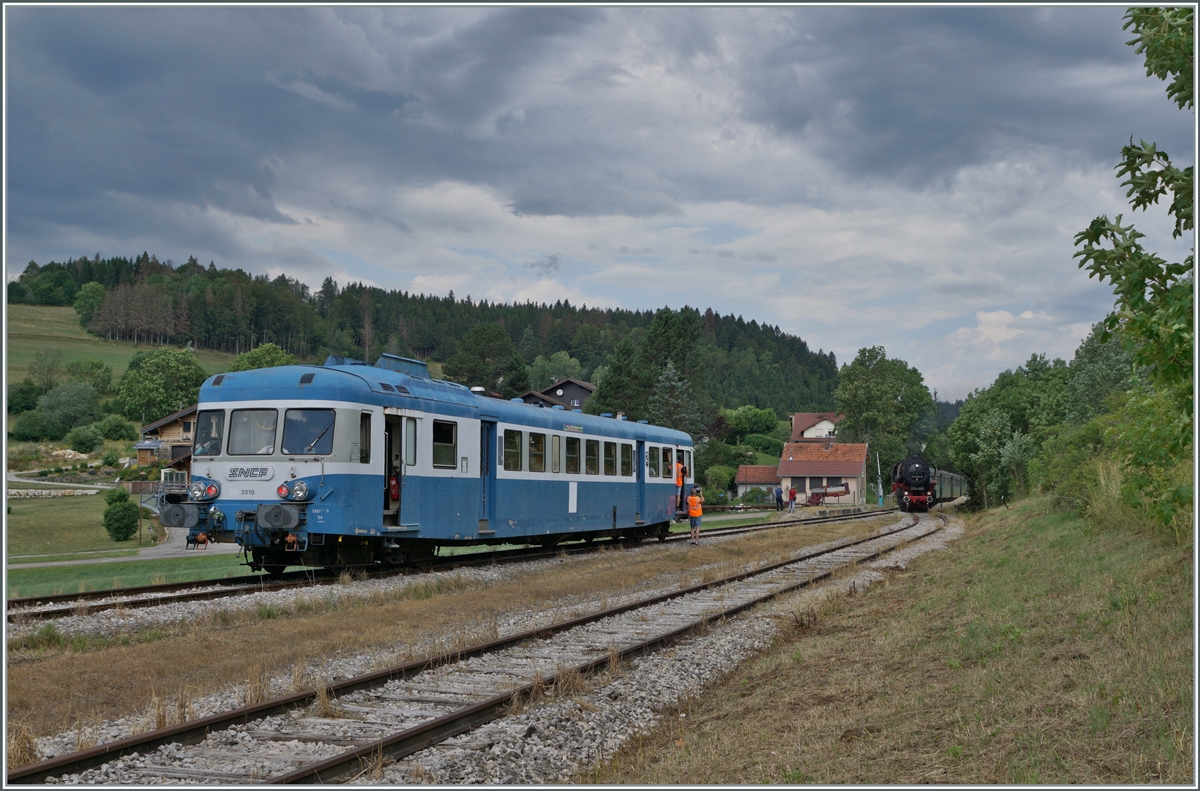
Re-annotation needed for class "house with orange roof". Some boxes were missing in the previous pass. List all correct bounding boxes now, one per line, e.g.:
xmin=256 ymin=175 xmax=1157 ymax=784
xmin=733 ymin=464 xmax=782 ymax=498
xmin=777 ymin=439 xmax=868 ymax=504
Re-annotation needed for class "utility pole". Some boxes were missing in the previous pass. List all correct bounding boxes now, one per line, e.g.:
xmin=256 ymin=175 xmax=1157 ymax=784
xmin=876 ymin=452 xmax=884 ymax=508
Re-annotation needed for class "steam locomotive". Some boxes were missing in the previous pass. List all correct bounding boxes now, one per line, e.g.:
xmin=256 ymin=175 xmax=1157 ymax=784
xmin=891 ymin=454 xmax=935 ymax=512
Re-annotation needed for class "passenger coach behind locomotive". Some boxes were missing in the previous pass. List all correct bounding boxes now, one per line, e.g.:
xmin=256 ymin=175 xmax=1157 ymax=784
xmin=160 ymin=354 xmax=695 ymax=574
xmin=891 ymin=454 xmax=935 ymax=512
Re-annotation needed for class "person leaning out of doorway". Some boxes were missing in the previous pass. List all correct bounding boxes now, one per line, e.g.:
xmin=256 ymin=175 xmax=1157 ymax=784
xmin=687 ymin=486 xmax=705 ymax=545
xmin=676 ymin=459 xmax=685 ymax=510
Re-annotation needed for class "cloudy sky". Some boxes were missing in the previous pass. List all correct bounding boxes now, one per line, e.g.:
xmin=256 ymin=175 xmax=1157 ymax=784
xmin=5 ymin=5 xmax=1193 ymax=398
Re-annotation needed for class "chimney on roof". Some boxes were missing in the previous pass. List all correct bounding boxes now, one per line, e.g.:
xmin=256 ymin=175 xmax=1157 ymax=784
xmin=824 ymin=438 xmax=834 ymax=451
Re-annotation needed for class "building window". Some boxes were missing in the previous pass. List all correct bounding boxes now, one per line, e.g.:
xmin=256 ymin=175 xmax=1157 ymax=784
xmin=183 ymin=421 xmax=192 ymax=434
xmin=571 ymin=398 xmax=580 ymax=407
xmin=433 ymin=420 xmax=457 ymax=468
xmin=585 ymin=439 xmax=599 ymax=475
xmin=565 ymin=437 xmax=580 ymax=474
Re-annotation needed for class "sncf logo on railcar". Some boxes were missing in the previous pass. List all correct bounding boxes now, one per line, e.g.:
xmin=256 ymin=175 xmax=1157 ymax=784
xmin=225 ymin=466 xmax=274 ymax=481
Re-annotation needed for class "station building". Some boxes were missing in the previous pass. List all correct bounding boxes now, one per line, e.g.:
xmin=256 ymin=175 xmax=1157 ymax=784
xmin=776 ymin=439 xmax=869 ymax=505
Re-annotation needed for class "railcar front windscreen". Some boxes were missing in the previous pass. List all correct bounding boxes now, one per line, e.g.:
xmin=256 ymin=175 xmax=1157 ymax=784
xmin=229 ymin=409 xmax=278 ymax=455
xmin=194 ymin=410 xmax=225 ymax=457
xmin=281 ymin=409 xmax=335 ymax=455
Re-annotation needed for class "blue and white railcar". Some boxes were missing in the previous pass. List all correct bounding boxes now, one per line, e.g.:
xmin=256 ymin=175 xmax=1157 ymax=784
xmin=162 ymin=355 xmax=695 ymax=573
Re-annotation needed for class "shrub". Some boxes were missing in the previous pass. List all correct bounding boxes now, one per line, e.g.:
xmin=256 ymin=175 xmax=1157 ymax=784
xmin=7 ymin=378 xmax=41 ymax=415
xmin=105 ymin=487 xmax=130 ymax=506
xmin=704 ymin=464 xmax=738 ymax=493
xmin=53 ymin=466 xmax=64 ymax=474
xmin=103 ymin=501 xmax=140 ymax=541
xmin=65 ymin=424 xmax=104 ymax=454
xmin=37 ymin=380 xmax=100 ymax=438
xmin=740 ymin=486 xmax=773 ymax=505
xmin=10 ymin=410 xmax=57 ymax=441
xmin=744 ymin=433 xmax=785 ymax=456
xmin=97 ymin=414 xmax=138 ymax=441
xmin=102 ymin=449 xmax=119 ymax=467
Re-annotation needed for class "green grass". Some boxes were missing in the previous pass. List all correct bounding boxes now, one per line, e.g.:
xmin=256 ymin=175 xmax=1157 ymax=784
xmin=4 ymin=493 xmax=141 ymax=556
xmin=8 ymin=550 xmax=141 ymax=564
xmin=6 ymin=304 xmax=236 ymax=383
xmin=6 ymin=554 xmax=252 ymax=599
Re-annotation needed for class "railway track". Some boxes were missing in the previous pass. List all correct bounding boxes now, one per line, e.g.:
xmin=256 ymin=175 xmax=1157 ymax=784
xmin=8 ymin=512 xmax=940 ymax=785
xmin=7 ymin=508 xmax=898 ymax=623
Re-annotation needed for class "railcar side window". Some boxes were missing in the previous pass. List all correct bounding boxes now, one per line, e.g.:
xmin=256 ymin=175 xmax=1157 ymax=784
xmin=503 ymin=429 xmax=522 ymax=471
xmin=648 ymin=445 xmax=659 ymax=477
xmin=405 ymin=417 xmax=417 ymax=466
xmin=585 ymin=439 xmax=599 ymax=475
xmin=551 ymin=435 xmax=561 ymax=473
xmin=281 ymin=409 xmax=335 ymax=455
xmin=359 ymin=413 xmax=371 ymax=463
xmin=194 ymin=410 xmax=225 ymax=457
xmin=228 ymin=409 xmax=277 ymax=455
xmin=603 ymin=442 xmax=616 ymax=475
xmin=661 ymin=448 xmax=673 ymax=478
xmin=684 ymin=450 xmax=692 ymax=478
xmin=565 ymin=437 xmax=580 ymax=474
xmin=621 ymin=443 xmax=633 ymax=477
xmin=433 ymin=421 xmax=457 ymax=468
xmin=529 ymin=432 xmax=546 ymax=473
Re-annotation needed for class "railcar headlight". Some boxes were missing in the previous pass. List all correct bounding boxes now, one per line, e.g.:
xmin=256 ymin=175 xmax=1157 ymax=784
xmin=290 ymin=481 xmax=310 ymax=500
xmin=189 ymin=482 xmax=206 ymax=501
xmin=277 ymin=483 xmax=291 ymax=498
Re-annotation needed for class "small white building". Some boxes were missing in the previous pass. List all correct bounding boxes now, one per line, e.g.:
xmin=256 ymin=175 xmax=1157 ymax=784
xmin=789 ymin=412 xmax=842 ymax=440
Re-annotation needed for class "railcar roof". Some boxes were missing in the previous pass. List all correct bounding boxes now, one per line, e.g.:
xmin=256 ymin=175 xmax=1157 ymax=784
xmin=197 ymin=364 xmax=691 ymax=445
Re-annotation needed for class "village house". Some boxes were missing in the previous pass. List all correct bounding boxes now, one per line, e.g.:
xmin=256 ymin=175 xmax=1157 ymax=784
xmin=734 ymin=465 xmax=782 ymax=498
xmin=136 ymin=404 xmax=197 ymax=471
xmin=776 ymin=439 xmax=869 ymax=504
xmin=517 ymin=378 xmax=596 ymax=409
xmin=789 ymin=411 xmax=842 ymax=440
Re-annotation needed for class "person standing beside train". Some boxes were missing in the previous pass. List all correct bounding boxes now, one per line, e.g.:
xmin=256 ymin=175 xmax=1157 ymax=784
xmin=687 ymin=486 xmax=705 ymax=545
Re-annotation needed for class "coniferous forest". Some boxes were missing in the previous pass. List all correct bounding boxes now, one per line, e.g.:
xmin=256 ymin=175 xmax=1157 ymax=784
xmin=9 ymin=254 xmax=839 ymax=420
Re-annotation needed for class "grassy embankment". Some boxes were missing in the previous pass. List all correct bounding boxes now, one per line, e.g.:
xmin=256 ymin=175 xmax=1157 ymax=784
xmin=588 ymin=497 xmax=1193 ymax=785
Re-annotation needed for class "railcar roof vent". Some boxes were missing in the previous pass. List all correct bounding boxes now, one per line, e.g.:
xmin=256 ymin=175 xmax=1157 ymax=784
xmin=636 ymin=419 xmax=649 ymax=424
xmin=324 ymin=355 xmax=367 ymax=367
xmin=395 ymin=385 xmax=411 ymax=395
xmin=551 ymin=404 xmax=566 ymax=410
xmin=299 ymin=373 xmax=315 ymax=385
xmin=510 ymin=398 xmax=524 ymax=403
xmin=470 ymin=386 xmax=486 ymax=394
xmin=375 ymin=354 xmax=430 ymax=378
xmin=212 ymin=375 xmax=226 ymax=386
xmin=600 ymin=412 xmax=613 ymax=418
xmin=572 ymin=408 xmax=583 ymax=412
xmin=379 ymin=382 xmax=395 ymax=391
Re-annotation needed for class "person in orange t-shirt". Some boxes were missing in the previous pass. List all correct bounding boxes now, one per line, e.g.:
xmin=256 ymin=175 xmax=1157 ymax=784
xmin=687 ymin=487 xmax=704 ymax=545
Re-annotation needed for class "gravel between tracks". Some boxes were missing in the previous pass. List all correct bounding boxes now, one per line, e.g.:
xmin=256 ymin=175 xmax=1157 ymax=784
xmin=33 ymin=517 xmax=961 ymax=782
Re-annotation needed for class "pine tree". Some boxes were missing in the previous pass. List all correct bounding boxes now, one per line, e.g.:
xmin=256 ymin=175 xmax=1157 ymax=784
xmin=646 ymin=361 xmax=702 ymax=438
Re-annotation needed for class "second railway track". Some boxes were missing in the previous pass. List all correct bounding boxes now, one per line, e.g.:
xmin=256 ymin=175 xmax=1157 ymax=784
xmin=9 ymin=512 xmax=943 ymax=785
xmin=8 ymin=508 xmax=898 ymax=623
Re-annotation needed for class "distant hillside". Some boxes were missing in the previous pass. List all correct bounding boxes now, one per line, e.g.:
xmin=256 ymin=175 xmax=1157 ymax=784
xmin=9 ymin=255 xmax=839 ymax=416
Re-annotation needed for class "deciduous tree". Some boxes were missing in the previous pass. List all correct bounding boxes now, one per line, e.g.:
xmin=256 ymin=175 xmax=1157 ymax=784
xmin=118 ymin=348 xmax=209 ymax=424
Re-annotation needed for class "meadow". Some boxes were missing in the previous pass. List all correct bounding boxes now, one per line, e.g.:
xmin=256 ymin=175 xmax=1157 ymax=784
xmin=6 ymin=304 xmax=236 ymax=383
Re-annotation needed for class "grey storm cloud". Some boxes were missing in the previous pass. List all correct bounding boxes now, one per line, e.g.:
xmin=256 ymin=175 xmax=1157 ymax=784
xmin=4 ymin=5 xmax=1193 ymax=397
